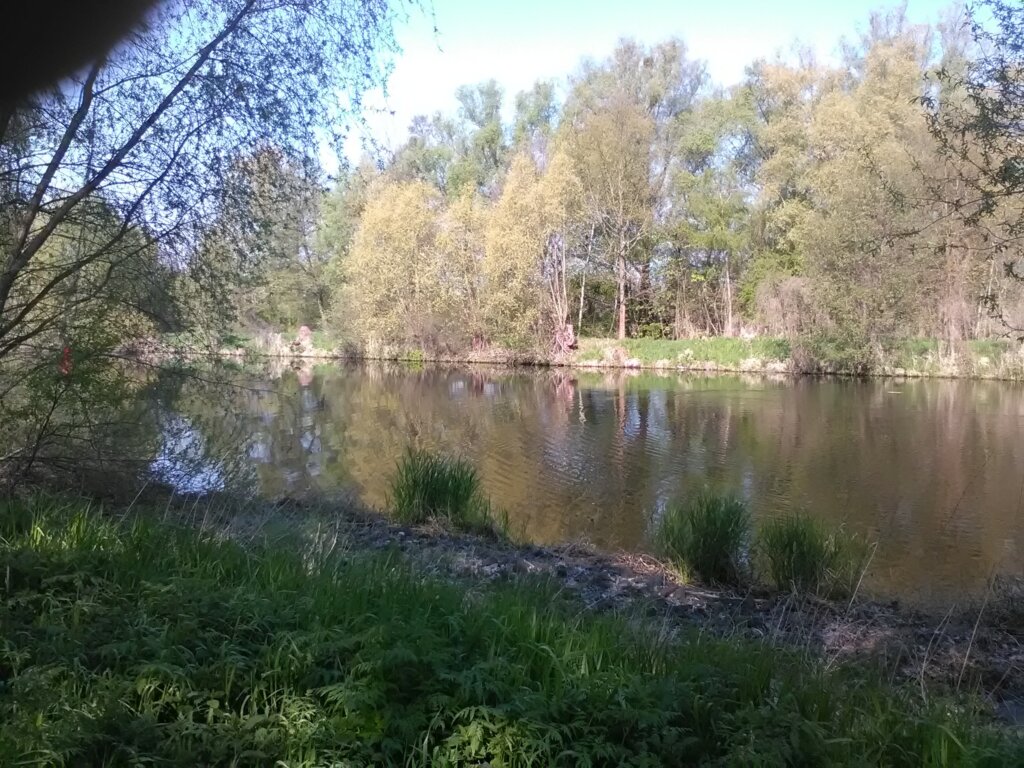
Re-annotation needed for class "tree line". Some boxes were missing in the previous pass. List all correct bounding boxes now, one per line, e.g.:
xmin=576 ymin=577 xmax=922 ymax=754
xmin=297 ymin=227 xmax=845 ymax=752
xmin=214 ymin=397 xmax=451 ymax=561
xmin=238 ymin=1 xmax=1024 ymax=368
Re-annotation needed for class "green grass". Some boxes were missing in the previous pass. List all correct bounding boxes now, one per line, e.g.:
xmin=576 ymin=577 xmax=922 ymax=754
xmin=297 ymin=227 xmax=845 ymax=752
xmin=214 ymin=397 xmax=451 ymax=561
xmin=755 ymin=514 xmax=871 ymax=597
xmin=389 ymin=450 xmax=501 ymax=536
xmin=576 ymin=336 xmax=792 ymax=367
xmin=575 ymin=335 xmax=1024 ymax=379
xmin=757 ymin=515 xmax=831 ymax=593
xmin=0 ymin=496 xmax=1017 ymax=766
xmin=654 ymin=491 xmax=751 ymax=585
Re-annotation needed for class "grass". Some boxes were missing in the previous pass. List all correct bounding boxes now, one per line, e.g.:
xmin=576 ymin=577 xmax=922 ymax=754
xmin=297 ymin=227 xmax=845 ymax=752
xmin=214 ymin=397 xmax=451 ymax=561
xmin=756 ymin=514 xmax=871 ymax=597
xmin=576 ymin=336 xmax=792 ymax=368
xmin=390 ymin=449 xmax=503 ymax=536
xmin=574 ymin=335 xmax=1024 ymax=379
xmin=757 ymin=515 xmax=833 ymax=593
xmin=0 ymin=496 xmax=1018 ymax=766
xmin=654 ymin=491 xmax=751 ymax=585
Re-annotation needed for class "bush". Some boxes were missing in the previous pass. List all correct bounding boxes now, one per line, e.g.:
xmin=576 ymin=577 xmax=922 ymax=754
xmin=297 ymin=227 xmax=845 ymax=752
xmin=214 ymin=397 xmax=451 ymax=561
xmin=792 ymin=330 xmax=875 ymax=374
xmin=655 ymin=491 xmax=750 ymax=585
xmin=637 ymin=322 xmax=667 ymax=339
xmin=404 ymin=348 xmax=426 ymax=364
xmin=757 ymin=515 xmax=872 ymax=598
xmin=390 ymin=450 xmax=499 ymax=535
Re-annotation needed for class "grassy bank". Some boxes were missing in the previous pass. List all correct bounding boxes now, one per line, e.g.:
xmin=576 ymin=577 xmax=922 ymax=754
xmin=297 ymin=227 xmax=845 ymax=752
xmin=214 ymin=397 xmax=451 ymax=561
xmin=575 ymin=336 xmax=793 ymax=371
xmin=1 ymin=496 xmax=1019 ymax=766
xmin=575 ymin=336 xmax=1024 ymax=378
xmin=171 ymin=330 xmax=1024 ymax=380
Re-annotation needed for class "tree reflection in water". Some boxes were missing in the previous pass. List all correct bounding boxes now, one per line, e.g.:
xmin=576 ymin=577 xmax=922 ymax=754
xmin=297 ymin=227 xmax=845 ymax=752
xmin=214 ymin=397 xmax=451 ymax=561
xmin=163 ymin=362 xmax=1024 ymax=606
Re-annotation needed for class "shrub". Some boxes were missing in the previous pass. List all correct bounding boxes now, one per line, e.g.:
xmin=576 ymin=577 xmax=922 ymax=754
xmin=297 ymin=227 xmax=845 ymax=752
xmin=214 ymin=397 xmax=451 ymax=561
xmin=757 ymin=515 xmax=872 ymax=598
xmin=637 ymin=322 xmax=667 ymax=339
xmin=791 ymin=330 xmax=874 ymax=374
xmin=655 ymin=491 xmax=750 ymax=585
xmin=390 ymin=450 xmax=499 ymax=535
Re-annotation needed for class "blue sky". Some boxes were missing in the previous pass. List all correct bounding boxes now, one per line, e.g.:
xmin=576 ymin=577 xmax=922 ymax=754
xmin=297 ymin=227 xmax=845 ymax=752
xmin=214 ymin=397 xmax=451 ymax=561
xmin=342 ymin=0 xmax=957 ymax=161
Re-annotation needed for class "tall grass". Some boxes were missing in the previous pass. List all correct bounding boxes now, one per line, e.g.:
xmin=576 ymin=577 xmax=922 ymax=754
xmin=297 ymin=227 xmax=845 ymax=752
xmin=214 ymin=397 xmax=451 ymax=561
xmin=757 ymin=514 xmax=833 ymax=594
xmin=655 ymin=491 xmax=751 ymax=585
xmin=0 ymin=498 xmax=1016 ymax=766
xmin=390 ymin=449 xmax=502 ymax=536
xmin=757 ymin=515 xmax=873 ymax=597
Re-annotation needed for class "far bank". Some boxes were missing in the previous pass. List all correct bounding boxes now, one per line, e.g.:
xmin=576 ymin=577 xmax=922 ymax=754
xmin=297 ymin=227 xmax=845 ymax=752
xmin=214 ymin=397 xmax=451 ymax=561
xmin=189 ymin=331 xmax=1024 ymax=381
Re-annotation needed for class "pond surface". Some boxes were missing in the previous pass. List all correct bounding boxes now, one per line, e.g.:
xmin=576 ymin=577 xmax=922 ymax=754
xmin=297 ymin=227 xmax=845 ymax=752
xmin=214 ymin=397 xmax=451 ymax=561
xmin=162 ymin=362 xmax=1024 ymax=606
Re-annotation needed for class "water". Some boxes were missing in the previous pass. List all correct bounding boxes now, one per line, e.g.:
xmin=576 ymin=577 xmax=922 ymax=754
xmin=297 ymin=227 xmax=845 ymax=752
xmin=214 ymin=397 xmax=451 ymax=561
xmin=161 ymin=362 xmax=1024 ymax=605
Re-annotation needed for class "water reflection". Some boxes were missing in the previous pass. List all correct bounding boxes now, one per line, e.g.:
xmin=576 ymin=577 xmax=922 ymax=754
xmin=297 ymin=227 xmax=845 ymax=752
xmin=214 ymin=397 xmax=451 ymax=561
xmin=150 ymin=414 xmax=225 ymax=494
xmin=165 ymin=362 xmax=1024 ymax=605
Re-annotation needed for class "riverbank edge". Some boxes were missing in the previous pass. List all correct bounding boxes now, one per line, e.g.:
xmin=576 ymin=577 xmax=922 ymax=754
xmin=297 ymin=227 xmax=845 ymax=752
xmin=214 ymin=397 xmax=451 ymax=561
xmin=217 ymin=349 xmax=1024 ymax=382
xmin=150 ymin=335 xmax=1024 ymax=381
xmin=160 ymin=491 xmax=1024 ymax=716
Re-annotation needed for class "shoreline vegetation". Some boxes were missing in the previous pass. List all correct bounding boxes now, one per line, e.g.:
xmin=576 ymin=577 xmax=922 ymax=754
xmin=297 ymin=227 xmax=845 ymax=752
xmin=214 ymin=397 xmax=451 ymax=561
xmin=3 ymin=488 xmax=1023 ymax=766
xmin=162 ymin=331 xmax=1024 ymax=382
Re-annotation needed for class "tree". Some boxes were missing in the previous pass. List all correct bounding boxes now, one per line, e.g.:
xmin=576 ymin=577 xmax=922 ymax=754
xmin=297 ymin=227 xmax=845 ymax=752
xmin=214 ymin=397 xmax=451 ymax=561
xmin=0 ymin=0 xmax=402 ymax=360
xmin=666 ymin=96 xmax=753 ymax=337
xmin=513 ymin=80 xmax=558 ymax=156
xmin=454 ymin=80 xmax=508 ymax=195
xmin=923 ymin=0 xmax=1024 ymax=331
xmin=0 ymin=0 xmax=403 ymax=479
xmin=482 ymin=154 xmax=545 ymax=347
xmin=538 ymin=147 xmax=583 ymax=350
xmin=435 ymin=191 xmax=488 ymax=346
xmin=565 ymin=95 xmax=654 ymax=339
xmin=564 ymin=39 xmax=707 ymax=339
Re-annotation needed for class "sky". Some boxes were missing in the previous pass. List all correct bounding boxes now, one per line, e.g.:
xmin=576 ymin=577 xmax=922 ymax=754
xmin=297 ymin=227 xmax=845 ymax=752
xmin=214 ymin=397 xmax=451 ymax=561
xmin=340 ymin=0 xmax=957 ymax=164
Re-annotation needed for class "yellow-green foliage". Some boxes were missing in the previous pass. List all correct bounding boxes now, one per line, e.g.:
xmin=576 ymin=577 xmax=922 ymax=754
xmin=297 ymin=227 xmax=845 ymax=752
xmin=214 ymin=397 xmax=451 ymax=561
xmin=435 ymin=191 xmax=488 ymax=343
xmin=338 ymin=151 xmax=584 ymax=353
xmin=483 ymin=153 xmax=546 ymax=347
xmin=344 ymin=180 xmax=442 ymax=344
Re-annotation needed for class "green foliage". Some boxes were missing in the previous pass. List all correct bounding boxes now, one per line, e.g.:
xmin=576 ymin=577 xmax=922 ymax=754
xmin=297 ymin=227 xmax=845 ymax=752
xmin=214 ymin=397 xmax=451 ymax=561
xmin=0 ymin=498 xmax=1018 ymax=766
xmin=792 ymin=330 xmax=875 ymax=374
xmin=755 ymin=514 xmax=873 ymax=598
xmin=577 ymin=336 xmax=791 ymax=367
xmin=827 ymin=529 xmax=874 ymax=601
xmin=311 ymin=17 xmax=1024 ymax=356
xmin=655 ymin=491 xmax=751 ymax=585
xmin=757 ymin=515 xmax=830 ymax=593
xmin=756 ymin=515 xmax=826 ymax=594
xmin=390 ymin=450 xmax=499 ymax=536
xmin=637 ymin=322 xmax=668 ymax=339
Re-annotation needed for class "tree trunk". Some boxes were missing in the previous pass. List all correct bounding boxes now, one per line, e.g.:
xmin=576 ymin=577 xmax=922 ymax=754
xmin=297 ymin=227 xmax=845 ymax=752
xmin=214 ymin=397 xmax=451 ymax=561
xmin=723 ymin=253 xmax=734 ymax=337
xmin=616 ymin=249 xmax=627 ymax=340
xmin=673 ymin=263 xmax=687 ymax=339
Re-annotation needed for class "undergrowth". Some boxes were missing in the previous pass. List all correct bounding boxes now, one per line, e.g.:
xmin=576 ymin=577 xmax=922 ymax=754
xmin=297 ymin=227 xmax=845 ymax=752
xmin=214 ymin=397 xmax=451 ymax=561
xmin=0 ymin=496 xmax=1017 ymax=766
